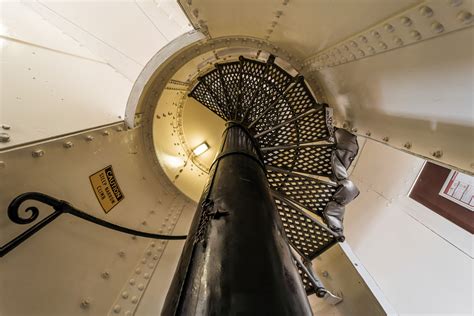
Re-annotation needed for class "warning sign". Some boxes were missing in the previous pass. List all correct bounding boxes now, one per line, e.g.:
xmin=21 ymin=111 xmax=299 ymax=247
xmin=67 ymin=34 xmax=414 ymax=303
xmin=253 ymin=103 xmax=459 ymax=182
xmin=89 ymin=165 xmax=124 ymax=213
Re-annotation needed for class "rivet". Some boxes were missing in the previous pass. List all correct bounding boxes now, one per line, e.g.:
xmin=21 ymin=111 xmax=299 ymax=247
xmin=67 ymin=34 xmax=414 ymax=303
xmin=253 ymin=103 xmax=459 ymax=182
xmin=349 ymin=53 xmax=355 ymax=60
xmin=400 ymin=16 xmax=412 ymax=26
xmin=132 ymin=235 xmax=137 ymax=240
xmin=131 ymin=296 xmax=138 ymax=304
xmin=383 ymin=136 xmax=389 ymax=142
xmin=431 ymin=21 xmax=444 ymax=33
xmin=410 ymin=30 xmax=422 ymax=40
xmin=0 ymin=132 xmax=10 ymax=143
xmin=384 ymin=23 xmax=395 ymax=32
xmin=116 ymin=126 xmax=123 ymax=132
xmin=0 ymin=161 xmax=5 ymax=168
xmin=1 ymin=124 xmax=11 ymax=130
xmin=358 ymin=35 xmax=368 ymax=43
xmin=358 ymin=49 xmax=365 ymax=57
xmin=144 ymin=272 xmax=151 ymax=279
xmin=349 ymin=40 xmax=358 ymax=47
xmin=379 ymin=42 xmax=388 ymax=50
xmin=404 ymin=142 xmax=412 ymax=149
xmin=371 ymin=30 xmax=380 ymax=38
xmin=457 ymin=11 xmax=473 ymax=24
xmin=125 ymin=311 xmax=132 ymax=316
xmin=153 ymin=255 xmax=159 ymax=260
xmin=32 ymin=149 xmax=44 ymax=158
xmin=101 ymin=271 xmax=110 ymax=279
xmin=129 ymin=278 xmax=136 ymax=285
xmin=85 ymin=135 xmax=94 ymax=142
xmin=118 ymin=250 xmax=126 ymax=258
xmin=142 ymin=220 xmax=147 ymax=226
xmin=113 ymin=305 xmax=121 ymax=313
xmin=151 ymin=242 xmax=156 ymax=247
xmin=419 ymin=6 xmax=434 ymax=17
xmin=146 ymin=250 xmax=152 ymax=256
xmin=432 ymin=150 xmax=443 ymax=158
xmin=102 ymin=130 xmax=110 ymax=136
xmin=365 ymin=131 xmax=371 ymax=136
xmin=141 ymin=258 xmax=146 ymax=264
xmin=80 ymin=299 xmax=91 ymax=309
xmin=351 ymin=128 xmax=358 ymax=133
xmin=367 ymin=46 xmax=375 ymax=54
xmin=121 ymin=291 xmax=129 ymax=299
xmin=63 ymin=141 xmax=73 ymax=149
xmin=138 ymin=283 xmax=145 ymax=291
xmin=393 ymin=37 xmax=403 ymax=46
xmin=148 ymin=263 xmax=154 ymax=269
xmin=135 ymin=267 xmax=141 ymax=275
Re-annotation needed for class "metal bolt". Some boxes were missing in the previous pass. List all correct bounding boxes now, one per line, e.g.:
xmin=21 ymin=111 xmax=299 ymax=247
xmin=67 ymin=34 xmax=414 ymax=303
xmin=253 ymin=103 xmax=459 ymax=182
xmin=371 ymin=30 xmax=380 ymax=38
xmin=358 ymin=35 xmax=368 ymax=43
xmin=80 ymin=299 xmax=91 ymax=309
xmin=365 ymin=131 xmax=371 ymax=136
xmin=142 ymin=220 xmax=147 ymax=226
xmin=85 ymin=135 xmax=94 ymax=142
xmin=148 ymin=263 xmax=154 ymax=269
xmin=2 ymin=124 xmax=11 ymax=130
xmin=132 ymin=235 xmax=137 ymax=240
xmin=129 ymin=278 xmax=136 ymax=285
xmin=131 ymin=296 xmax=138 ymax=304
xmin=32 ymin=149 xmax=44 ymax=158
xmin=404 ymin=142 xmax=412 ymax=149
xmin=0 ymin=132 xmax=10 ymax=143
xmin=400 ymin=16 xmax=412 ymax=26
xmin=457 ymin=11 xmax=473 ymax=24
xmin=419 ymin=6 xmax=434 ymax=17
xmin=113 ymin=305 xmax=121 ymax=313
xmin=322 ymin=271 xmax=329 ymax=278
xmin=118 ymin=250 xmax=126 ymax=258
xmin=116 ymin=126 xmax=123 ymax=132
xmin=125 ymin=311 xmax=132 ymax=316
xmin=383 ymin=136 xmax=389 ymax=142
xmin=137 ymin=283 xmax=145 ymax=291
xmin=432 ymin=150 xmax=443 ymax=158
xmin=349 ymin=40 xmax=357 ymax=47
xmin=135 ymin=267 xmax=141 ymax=275
xmin=431 ymin=21 xmax=444 ymax=33
xmin=144 ymin=272 xmax=150 ymax=279
xmin=141 ymin=257 xmax=147 ymax=264
xmin=367 ymin=46 xmax=375 ymax=54
xmin=358 ymin=49 xmax=365 ymax=57
xmin=102 ymin=130 xmax=110 ymax=136
xmin=63 ymin=141 xmax=73 ymax=149
xmin=384 ymin=23 xmax=394 ymax=32
xmin=410 ymin=30 xmax=422 ymax=40
xmin=393 ymin=37 xmax=403 ymax=46
xmin=351 ymin=128 xmax=358 ymax=133
xmin=121 ymin=291 xmax=129 ymax=299
xmin=101 ymin=271 xmax=110 ymax=279
xmin=153 ymin=255 xmax=159 ymax=260
xmin=379 ymin=42 xmax=388 ymax=50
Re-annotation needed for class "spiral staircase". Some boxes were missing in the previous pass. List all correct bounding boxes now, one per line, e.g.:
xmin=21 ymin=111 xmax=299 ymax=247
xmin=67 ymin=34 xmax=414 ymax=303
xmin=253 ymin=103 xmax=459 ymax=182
xmin=188 ymin=55 xmax=360 ymax=298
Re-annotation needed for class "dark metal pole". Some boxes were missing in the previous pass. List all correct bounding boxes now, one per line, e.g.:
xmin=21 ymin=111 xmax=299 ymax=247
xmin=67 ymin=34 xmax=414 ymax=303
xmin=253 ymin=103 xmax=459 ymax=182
xmin=162 ymin=122 xmax=312 ymax=315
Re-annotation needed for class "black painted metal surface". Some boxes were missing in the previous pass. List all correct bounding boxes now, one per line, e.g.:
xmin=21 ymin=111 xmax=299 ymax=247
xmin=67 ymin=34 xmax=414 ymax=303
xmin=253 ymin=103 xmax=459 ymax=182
xmin=162 ymin=123 xmax=312 ymax=316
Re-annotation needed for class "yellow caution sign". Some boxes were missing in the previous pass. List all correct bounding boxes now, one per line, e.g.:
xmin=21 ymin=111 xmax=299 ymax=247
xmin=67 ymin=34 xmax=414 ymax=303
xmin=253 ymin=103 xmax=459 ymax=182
xmin=89 ymin=165 xmax=124 ymax=213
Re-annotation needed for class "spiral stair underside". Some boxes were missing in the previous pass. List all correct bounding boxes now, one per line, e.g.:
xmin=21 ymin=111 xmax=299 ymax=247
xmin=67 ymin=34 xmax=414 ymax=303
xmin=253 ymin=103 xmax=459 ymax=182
xmin=189 ymin=55 xmax=360 ymax=296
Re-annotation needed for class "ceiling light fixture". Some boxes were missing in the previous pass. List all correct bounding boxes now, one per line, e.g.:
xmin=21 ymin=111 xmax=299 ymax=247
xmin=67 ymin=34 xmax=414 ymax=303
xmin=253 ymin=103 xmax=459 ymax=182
xmin=193 ymin=142 xmax=209 ymax=156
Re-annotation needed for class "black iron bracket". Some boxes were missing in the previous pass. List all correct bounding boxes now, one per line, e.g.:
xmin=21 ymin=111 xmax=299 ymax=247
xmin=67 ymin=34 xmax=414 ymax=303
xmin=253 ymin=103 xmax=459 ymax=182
xmin=0 ymin=192 xmax=187 ymax=257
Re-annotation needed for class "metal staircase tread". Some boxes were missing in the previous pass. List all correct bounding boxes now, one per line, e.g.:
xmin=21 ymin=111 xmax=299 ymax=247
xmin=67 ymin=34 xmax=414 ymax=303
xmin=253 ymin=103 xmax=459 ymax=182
xmin=272 ymin=193 xmax=338 ymax=261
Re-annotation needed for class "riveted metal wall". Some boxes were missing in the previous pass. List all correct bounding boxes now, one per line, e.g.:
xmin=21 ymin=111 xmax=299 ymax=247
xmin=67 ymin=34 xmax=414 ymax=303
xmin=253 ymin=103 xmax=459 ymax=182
xmin=0 ymin=123 xmax=195 ymax=316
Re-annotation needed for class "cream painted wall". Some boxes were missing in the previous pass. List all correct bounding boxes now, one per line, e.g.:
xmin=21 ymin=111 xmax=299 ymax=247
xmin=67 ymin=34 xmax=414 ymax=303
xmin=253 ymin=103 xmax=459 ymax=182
xmin=0 ymin=1 xmax=192 ymax=148
xmin=345 ymin=139 xmax=473 ymax=315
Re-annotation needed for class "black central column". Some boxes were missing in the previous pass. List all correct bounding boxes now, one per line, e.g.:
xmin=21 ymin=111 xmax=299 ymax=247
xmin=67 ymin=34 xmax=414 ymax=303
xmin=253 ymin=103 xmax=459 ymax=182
xmin=163 ymin=122 xmax=312 ymax=315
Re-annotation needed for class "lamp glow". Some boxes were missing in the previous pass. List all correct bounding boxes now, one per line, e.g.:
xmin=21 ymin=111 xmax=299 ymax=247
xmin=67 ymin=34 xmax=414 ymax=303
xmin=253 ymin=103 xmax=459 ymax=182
xmin=193 ymin=142 xmax=209 ymax=156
